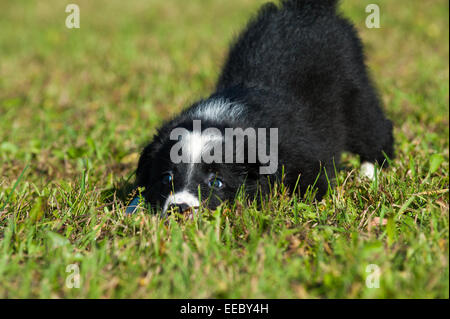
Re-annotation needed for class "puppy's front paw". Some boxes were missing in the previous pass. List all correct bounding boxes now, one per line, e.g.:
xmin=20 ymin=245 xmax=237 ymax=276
xmin=126 ymin=197 xmax=142 ymax=214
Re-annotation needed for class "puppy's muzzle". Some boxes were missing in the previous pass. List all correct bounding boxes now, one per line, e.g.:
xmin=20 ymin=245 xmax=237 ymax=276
xmin=167 ymin=203 xmax=191 ymax=214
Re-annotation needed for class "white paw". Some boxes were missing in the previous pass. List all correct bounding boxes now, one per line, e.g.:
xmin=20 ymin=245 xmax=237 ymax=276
xmin=360 ymin=162 xmax=376 ymax=180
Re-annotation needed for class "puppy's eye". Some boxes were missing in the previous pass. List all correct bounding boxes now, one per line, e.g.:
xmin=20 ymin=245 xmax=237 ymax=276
xmin=161 ymin=172 xmax=173 ymax=185
xmin=208 ymin=177 xmax=224 ymax=189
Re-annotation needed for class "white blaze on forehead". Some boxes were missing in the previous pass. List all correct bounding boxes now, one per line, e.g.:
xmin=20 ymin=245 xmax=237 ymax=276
xmin=162 ymin=191 xmax=200 ymax=214
xmin=190 ymin=98 xmax=245 ymax=122
xmin=182 ymin=130 xmax=222 ymax=163
xmin=166 ymin=129 xmax=222 ymax=214
xmin=179 ymin=129 xmax=222 ymax=183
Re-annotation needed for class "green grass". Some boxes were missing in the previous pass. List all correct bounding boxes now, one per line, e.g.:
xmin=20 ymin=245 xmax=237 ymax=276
xmin=0 ymin=0 xmax=448 ymax=298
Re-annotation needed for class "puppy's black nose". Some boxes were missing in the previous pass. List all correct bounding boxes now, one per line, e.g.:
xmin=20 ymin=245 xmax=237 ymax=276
xmin=167 ymin=203 xmax=190 ymax=214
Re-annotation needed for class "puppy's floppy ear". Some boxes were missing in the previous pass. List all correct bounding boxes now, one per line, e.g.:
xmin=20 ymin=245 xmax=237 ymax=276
xmin=135 ymin=137 xmax=163 ymax=187
xmin=135 ymin=121 xmax=179 ymax=187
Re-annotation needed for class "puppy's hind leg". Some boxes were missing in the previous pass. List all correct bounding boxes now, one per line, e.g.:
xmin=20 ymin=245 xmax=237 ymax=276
xmin=344 ymin=88 xmax=394 ymax=180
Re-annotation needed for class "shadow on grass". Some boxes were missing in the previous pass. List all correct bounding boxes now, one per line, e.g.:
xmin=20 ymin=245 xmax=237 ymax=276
xmin=101 ymin=174 xmax=136 ymax=206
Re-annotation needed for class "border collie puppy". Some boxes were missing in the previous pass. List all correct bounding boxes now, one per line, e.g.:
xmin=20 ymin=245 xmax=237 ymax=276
xmin=131 ymin=0 xmax=394 ymax=215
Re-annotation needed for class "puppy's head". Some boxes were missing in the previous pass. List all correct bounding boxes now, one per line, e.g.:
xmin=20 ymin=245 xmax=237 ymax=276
xmin=135 ymin=119 xmax=270 ymax=215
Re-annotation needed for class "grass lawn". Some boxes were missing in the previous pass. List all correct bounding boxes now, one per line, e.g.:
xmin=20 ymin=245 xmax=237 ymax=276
xmin=0 ymin=0 xmax=448 ymax=298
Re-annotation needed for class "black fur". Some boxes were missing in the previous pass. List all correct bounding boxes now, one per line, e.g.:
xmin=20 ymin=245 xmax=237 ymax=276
xmin=135 ymin=0 xmax=394 ymax=213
